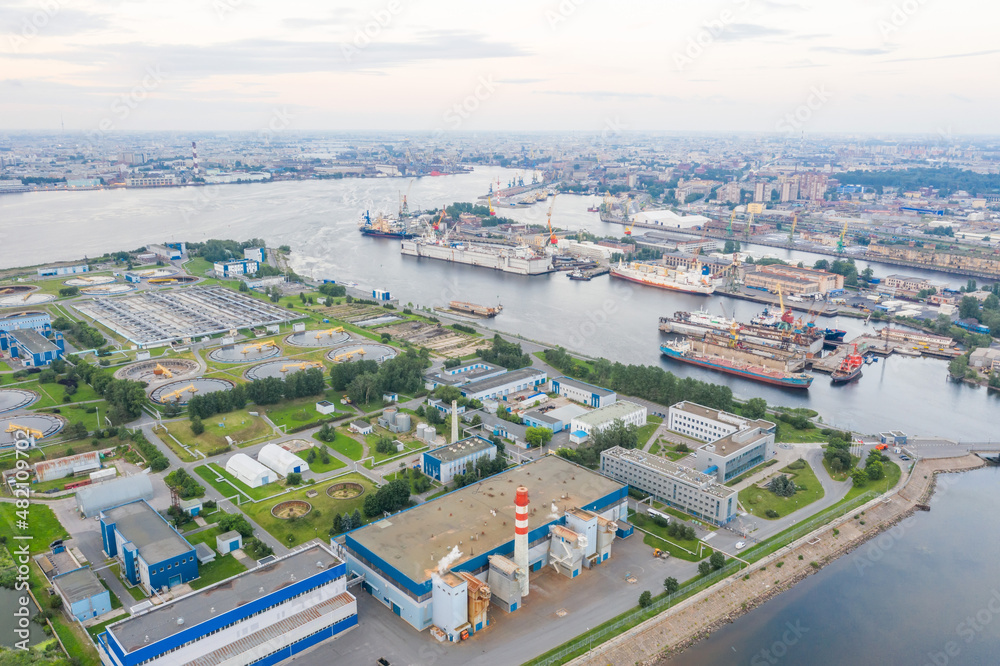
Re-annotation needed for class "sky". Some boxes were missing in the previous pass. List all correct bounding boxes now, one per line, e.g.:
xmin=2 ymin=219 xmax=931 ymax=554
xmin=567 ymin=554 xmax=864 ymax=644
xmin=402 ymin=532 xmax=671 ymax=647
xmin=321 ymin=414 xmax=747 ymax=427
xmin=0 ymin=0 xmax=997 ymax=134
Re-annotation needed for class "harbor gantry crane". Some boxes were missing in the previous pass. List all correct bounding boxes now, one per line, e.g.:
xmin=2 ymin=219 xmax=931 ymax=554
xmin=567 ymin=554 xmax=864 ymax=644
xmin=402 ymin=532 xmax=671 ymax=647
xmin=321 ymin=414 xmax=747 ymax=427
xmin=399 ymin=179 xmax=415 ymax=217
xmin=315 ymin=327 xmax=344 ymax=339
xmin=432 ymin=207 xmax=446 ymax=232
xmin=162 ymin=383 xmax=198 ymax=403
xmin=242 ymin=340 xmax=277 ymax=355
xmin=5 ymin=423 xmax=43 ymax=440
xmin=837 ymin=222 xmax=849 ymax=253
xmin=153 ymin=363 xmax=173 ymax=378
xmin=333 ymin=348 xmax=366 ymax=362
xmin=789 ymin=214 xmax=797 ymax=243
xmin=280 ymin=361 xmax=323 ymax=372
xmin=546 ymin=194 xmax=558 ymax=245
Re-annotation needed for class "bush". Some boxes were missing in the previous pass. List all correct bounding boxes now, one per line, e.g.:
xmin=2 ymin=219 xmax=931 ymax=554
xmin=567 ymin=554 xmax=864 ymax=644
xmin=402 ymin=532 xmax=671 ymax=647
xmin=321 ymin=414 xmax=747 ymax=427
xmin=767 ymin=475 xmax=796 ymax=497
xmin=765 ymin=509 xmax=779 ymax=518
xmin=190 ymin=415 xmax=205 ymax=435
xmin=709 ymin=551 xmax=726 ymax=570
xmin=698 ymin=561 xmax=711 ymax=576
xmin=638 ymin=590 xmax=653 ymax=608
xmin=286 ymin=472 xmax=302 ymax=486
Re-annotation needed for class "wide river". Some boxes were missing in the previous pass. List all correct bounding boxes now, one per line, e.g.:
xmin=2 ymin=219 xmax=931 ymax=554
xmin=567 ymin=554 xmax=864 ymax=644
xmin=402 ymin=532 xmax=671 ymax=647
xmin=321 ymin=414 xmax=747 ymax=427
xmin=2 ymin=168 xmax=996 ymax=439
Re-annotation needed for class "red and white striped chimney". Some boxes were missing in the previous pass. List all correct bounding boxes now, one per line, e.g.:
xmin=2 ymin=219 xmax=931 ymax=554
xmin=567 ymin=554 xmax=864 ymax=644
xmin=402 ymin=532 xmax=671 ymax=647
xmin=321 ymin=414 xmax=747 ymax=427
xmin=514 ymin=486 xmax=530 ymax=597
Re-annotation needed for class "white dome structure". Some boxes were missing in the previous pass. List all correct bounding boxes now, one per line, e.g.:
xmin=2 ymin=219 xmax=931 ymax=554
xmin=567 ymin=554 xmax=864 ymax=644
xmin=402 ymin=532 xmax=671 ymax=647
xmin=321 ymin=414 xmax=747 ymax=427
xmin=257 ymin=443 xmax=308 ymax=477
xmin=225 ymin=453 xmax=272 ymax=488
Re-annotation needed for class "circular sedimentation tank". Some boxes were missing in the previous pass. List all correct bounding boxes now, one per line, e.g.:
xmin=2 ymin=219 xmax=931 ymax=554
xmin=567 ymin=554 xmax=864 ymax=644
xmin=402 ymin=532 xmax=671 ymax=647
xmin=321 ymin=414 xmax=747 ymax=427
xmin=244 ymin=359 xmax=324 ymax=381
xmin=0 ymin=413 xmax=65 ymax=446
xmin=115 ymin=358 xmax=200 ymax=382
xmin=149 ymin=378 xmax=234 ymax=404
xmin=0 ymin=389 xmax=39 ymax=414
xmin=271 ymin=500 xmax=312 ymax=519
xmin=327 ymin=343 xmax=397 ymax=364
xmin=64 ymin=275 xmax=116 ymax=286
xmin=0 ymin=293 xmax=54 ymax=307
xmin=0 ymin=285 xmax=35 ymax=297
xmin=284 ymin=329 xmax=352 ymax=348
xmin=209 ymin=342 xmax=281 ymax=364
xmin=326 ymin=482 xmax=364 ymax=499
xmin=132 ymin=268 xmax=178 ymax=279
xmin=81 ymin=284 xmax=136 ymax=296
xmin=0 ymin=310 xmax=45 ymax=322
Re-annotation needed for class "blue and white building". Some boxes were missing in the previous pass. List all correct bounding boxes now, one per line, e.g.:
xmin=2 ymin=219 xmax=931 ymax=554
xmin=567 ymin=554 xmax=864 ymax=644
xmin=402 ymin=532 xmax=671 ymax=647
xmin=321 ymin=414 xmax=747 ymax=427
xmin=53 ymin=567 xmax=112 ymax=621
xmin=244 ymin=247 xmax=266 ymax=263
xmin=213 ymin=259 xmax=259 ymax=278
xmin=550 ymin=376 xmax=617 ymax=408
xmin=667 ymin=402 xmax=776 ymax=483
xmin=422 ymin=436 xmax=496 ymax=484
xmin=216 ymin=530 xmax=242 ymax=554
xmin=459 ymin=367 xmax=547 ymax=402
xmin=424 ymin=361 xmax=506 ymax=390
xmin=100 ymin=500 xmax=198 ymax=594
xmin=98 ymin=544 xmax=357 ymax=666
xmin=0 ymin=311 xmax=51 ymax=335
xmin=37 ymin=264 xmax=88 ymax=276
xmin=0 ymin=329 xmax=64 ymax=367
xmin=569 ymin=400 xmax=647 ymax=443
xmin=522 ymin=403 xmax=590 ymax=434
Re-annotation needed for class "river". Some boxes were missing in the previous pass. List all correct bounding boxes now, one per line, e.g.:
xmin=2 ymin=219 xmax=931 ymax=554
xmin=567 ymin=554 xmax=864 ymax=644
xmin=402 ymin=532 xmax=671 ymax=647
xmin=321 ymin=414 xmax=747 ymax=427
xmin=670 ymin=466 xmax=1000 ymax=666
xmin=0 ymin=587 xmax=44 ymax=648
xmin=2 ymin=170 xmax=996 ymax=438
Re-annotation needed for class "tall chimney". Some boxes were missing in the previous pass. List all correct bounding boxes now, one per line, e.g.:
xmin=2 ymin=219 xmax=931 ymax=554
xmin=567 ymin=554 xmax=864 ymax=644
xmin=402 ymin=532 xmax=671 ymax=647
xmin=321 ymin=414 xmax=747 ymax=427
xmin=514 ymin=486 xmax=530 ymax=597
xmin=451 ymin=400 xmax=459 ymax=443
xmin=192 ymin=141 xmax=199 ymax=177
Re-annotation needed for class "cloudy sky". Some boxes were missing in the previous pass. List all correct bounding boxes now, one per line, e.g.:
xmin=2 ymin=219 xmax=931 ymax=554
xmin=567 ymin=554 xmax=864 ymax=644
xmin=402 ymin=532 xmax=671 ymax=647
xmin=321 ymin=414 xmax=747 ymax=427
xmin=0 ymin=0 xmax=996 ymax=134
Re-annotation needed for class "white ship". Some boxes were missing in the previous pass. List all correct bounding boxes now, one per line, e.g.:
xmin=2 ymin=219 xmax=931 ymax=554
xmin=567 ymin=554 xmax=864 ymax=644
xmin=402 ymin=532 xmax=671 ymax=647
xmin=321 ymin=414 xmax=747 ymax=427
xmin=609 ymin=261 xmax=715 ymax=295
xmin=400 ymin=238 xmax=553 ymax=275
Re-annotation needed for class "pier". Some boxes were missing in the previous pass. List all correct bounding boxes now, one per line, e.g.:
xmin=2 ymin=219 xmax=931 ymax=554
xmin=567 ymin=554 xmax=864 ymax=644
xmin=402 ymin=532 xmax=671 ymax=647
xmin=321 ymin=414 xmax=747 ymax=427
xmin=809 ymin=329 xmax=960 ymax=374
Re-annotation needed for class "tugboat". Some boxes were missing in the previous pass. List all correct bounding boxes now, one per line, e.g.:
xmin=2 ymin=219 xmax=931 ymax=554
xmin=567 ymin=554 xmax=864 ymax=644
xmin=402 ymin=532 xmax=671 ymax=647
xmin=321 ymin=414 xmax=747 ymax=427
xmin=359 ymin=210 xmax=416 ymax=239
xmin=831 ymin=344 xmax=864 ymax=384
xmin=587 ymin=206 xmax=600 ymax=212
xmin=568 ymin=269 xmax=591 ymax=281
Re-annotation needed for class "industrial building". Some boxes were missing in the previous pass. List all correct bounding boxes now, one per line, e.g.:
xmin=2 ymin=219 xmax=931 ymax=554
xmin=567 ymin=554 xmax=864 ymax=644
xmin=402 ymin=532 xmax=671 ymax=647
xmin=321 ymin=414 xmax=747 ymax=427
xmin=37 ymin=264 xmax=88 ymax=276
xmin=72 ymin=286 xmax=295 ymax=347
xmin=424 ymin=360 xmax=506 ymax=390
xmin=569 ymin=400 xmax=647 ymax=442
xmin=744 ymin=264 xmax=844 ymax=296
xmin=52 ymin=567 xmax=113 ymax=622
xmin=216 ymin=530 xmax=243 ymax=554
xmin=600 ymin=447 xmax=738 ymax=526
xmin=667 ymin=402 xmax=776 ymax=483
xmin=421 ymin=436 xmax=497 ymax=483
xmin=257 ymin=443 xmax=307 ymax=478
xmin=469 ymin=410 xmax=528 ymax=447
xmin=550 ymin=376 xmax=617 ymax=408
xmin=668 ymin=401 xmax=775 ymax=442
xmin=0 ymin=311 xmax=51 ymax=334
xmin=34 ymin=451 xmax=101 ymax=483
xmin=521 ymin=403 xmax=590 ymax=434
xmin=214 ymin=259 xmax=260 ymax=278
xmin=226 ymin=453 xmax=274 ymax=488
xmin=98 ymin=544 xmax=357 ymax=666
xmin=77 ymin=475 xmax=154 ymax=518
xmin=377 ymin=407 xmax=412 ymax=434
xmin=100 ymin=500 xmax=198 ymax=594
xmin=0 ymin=328 xmax=65 ymax=366
xmin=459 ymin=367 xmax=548 ymax=402
xmin=344 ymin=456 xmax=627 ymax=641
xmin=244 ymin=247 xmax=266 ymax=263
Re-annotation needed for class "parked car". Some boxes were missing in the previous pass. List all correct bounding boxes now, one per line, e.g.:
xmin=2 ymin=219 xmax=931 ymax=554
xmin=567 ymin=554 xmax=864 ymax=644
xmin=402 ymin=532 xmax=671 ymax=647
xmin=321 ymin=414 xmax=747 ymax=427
xmin=735 ymin=541 xmax=746 ymax=550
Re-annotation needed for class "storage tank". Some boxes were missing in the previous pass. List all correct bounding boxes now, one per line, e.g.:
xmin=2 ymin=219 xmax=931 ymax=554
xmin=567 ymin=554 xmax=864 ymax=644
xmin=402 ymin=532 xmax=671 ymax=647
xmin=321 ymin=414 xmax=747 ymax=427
xmin=396 ymin=413 xmax=411 ymax=431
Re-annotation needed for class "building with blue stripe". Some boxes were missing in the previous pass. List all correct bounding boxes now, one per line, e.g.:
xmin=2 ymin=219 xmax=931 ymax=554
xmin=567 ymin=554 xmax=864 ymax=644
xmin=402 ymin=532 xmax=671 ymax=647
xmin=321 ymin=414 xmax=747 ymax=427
xmin=100 ymin=500 xmax=197 ymax=595
xmin=550 ymin=376 xmax=617 ymax=408
xmin=98 ymin=544 xmax=357 ymax=666
xmin=421 ymin=436 xmax=496 ymax=484
xmin=0 ymin=328 xmax=64 ymax=367
xmin=0 ymin=311 xmax=51 ymax=335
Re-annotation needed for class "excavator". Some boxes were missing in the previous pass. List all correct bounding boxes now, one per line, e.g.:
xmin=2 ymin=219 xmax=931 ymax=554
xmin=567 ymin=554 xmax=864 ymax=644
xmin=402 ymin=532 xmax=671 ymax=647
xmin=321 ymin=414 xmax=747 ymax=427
xmin=333 ymin=348 xmax=366 ymax=363
xmin=280 ymin=361 xmax=323 ymax=372
xmin=5 ymin=423 xmax=43 ymax=440
xmin=153 ymin=363 xmax=173 ymax=378
xmin=315 ymin=327 xmax=344 ymax=339
xmin=161 ymin=384 xmax=198 ymax=402
xmin=242 ymin=340 xmax=276 ymax=355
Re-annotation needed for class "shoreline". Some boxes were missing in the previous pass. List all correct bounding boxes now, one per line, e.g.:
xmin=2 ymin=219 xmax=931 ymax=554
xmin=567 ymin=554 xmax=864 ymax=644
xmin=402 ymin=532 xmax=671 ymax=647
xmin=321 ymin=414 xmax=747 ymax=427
xmin=571 ymin=454 xmax=985 ymax=666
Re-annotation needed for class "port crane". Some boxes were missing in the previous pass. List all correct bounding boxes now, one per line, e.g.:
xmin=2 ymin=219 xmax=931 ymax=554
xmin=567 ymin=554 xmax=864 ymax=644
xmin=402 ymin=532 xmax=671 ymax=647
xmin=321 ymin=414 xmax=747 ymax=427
xmin=280 ymin=361 xmax=323 ymax=372
xmin=432 ymin=207 xmax=446 ymax=232
xmin=487 ymin=193 xmax=496 ymax=216
xmin=333 ymin=348 xmax=366 ymax=362
xmin=788 ymin=214 xmax=797 ymax=243
xmin=315 ymin=327 xmax=344 ymax=339
xmin=153 ymin=363 xmax=173 ymax=378
xmin=242 ymin=340 xmax=276 ymax=355
xmin=5 ymin=423 xmax=43 ymax=439
xmin=546 ymin=195 xmax=558 ymax=245
xmin=399 ymin=179 xmax=414 ymax=217
xmin=162 ymin=383 xmax=198 ymax=402
xmin=727 ymin=210 xmax=736 ymax=236
xmin=837 ymin=222 xmax=848 ymax=253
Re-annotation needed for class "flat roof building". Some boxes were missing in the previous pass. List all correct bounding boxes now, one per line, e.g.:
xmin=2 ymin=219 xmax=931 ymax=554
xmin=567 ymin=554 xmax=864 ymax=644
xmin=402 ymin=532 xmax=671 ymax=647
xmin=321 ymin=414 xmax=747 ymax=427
xmin=214 ymin=259 xmax=259 ymax=278
xmin=668 ymin=401 xmax=776 ymax=482
xmin=0 ymin=328 xmax=65 ymax=367
xmin=35 ymin=451 xmax=101 ymax=483
xmin=53 ymin=567 xmax=112 ymax=622
xmin=0 ymin=311 xmax=51 ymax=334
xmin=424 ymin=361 xmax=506 ymax=390
xmin=100 ymin=500 xmax=197 ymax=594
xmin=459 ymin=367 xmax=547 ymax=402
xmin=600 ymin=446 xmax=738 ymax=526
xmin=550 ymin=376 xmax=617 ymax=409
xmin=421 ymin=436 xmax=497 ymax=484
xmin=570 ymin=400 xmax=647 ymax=441
xmin=98 ymin=544 xmax=356 ymax=666
xmin=522 ymin=403 xmax=590 ymax=434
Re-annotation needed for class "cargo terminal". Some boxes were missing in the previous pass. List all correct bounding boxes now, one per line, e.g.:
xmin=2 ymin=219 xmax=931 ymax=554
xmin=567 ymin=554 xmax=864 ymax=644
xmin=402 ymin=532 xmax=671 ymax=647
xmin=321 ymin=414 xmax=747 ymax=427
xmin=343 ymin=456 xmax=630 ymax=642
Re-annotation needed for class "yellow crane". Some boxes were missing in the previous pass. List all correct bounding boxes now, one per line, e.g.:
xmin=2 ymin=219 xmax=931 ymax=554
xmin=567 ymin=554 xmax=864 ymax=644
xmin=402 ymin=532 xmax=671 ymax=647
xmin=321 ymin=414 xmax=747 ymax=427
xmin=153 ymin=363 xmax=173 ymax=378
xmin=280 ymin=361 xmax=323 ymax=372
xmin=837 ymin=221 xmax=849 ymax=253
xmin=242 ymin=340 xmax=276 ymax=355
xmin=314 ymin=327 xmax=344 ymax=340
xmin=5 ymin=423 xmax=43 ymax=439
xmin=162 ymin=383 xmax=198 ymax=402
xmin=333 ymin=348 xmax=367 ymax=362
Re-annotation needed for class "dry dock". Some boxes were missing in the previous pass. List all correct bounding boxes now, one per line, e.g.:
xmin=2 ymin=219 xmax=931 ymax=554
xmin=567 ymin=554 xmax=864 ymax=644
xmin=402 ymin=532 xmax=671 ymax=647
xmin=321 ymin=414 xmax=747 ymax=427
xmin=809 ymin=328 xmax=960 ymax=374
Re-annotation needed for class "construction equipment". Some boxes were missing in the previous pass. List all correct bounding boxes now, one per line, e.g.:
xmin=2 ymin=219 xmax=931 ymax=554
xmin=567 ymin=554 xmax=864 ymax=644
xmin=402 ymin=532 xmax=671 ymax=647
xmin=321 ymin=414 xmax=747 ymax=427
xmin=789 ymin=214 xmax=797 ymax=243
xmin=432 ymin=207 xmax=446 ymax=231
xmin=333 ymin=348 xmax=367 ymax=362
xmin=727 ymin=210 xmax=735 ymax=236
xmin=546 ymin=195 xmax=558 ymax=245
xmin=280 ymin=361 xmax=323 ymax=372
xmin=162 ymin=383 xmax=198 ymax=402
xmin=241 ymin=340 xmax=277 ymax=355
xmin=652 ymin=548 xmax=670 ymax=559
xmin=153 ymin=363 xmax=173 ymax=378
xmin=837 ymin=221 xmax=848 ymax=253
xmin=5 ymin=423 xmax=43 ymax=440
xmin=399 ymin=179 xmax=414 ymax=217
xmin=487 ymin=193 xmax=496 ymax=216
xmin=315 ymin=327 xmax=344 ymax=339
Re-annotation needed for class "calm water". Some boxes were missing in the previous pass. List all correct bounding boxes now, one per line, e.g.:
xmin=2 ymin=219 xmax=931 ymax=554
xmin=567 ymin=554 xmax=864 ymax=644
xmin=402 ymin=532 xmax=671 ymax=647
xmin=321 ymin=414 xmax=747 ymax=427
xmin=671 ymin=466 xmax=1000 ymax=666
xmin=2 ymin=173 xmax=997 ymax=438
xmin=0 ymin=587 xmax=44 ymax=648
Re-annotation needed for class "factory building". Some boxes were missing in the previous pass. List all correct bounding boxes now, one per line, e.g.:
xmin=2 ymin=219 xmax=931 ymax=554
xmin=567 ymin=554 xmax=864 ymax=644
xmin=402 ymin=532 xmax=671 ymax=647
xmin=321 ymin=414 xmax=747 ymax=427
xmin=459 ymin=367 xmax=548 ymax=402
xmin=77 ymin=475 xmax=154 ymax=518
xmin=0 ymin=311 xmax=51 ymax=334
xmin=243 ymin=247 xmax=266 ymax=263
xmin=0 ymin=328 xmax=65 ymax=367
xmin=550 ymin=376 xmax=617 ymax=408
xmin=667 ymin=402 xmax=776 ymax=483
xmin=421 ymin=436 xmax=497 ymax=484
xmin=569 ymin=400 xmax=647 ymax=442
xmin=100 ymin=500 xmax=198 ymax=594
xmin=600 ymin=447 xmax=739 ymax=526
xmin=470 ymin=411 xmax=528 ymax=447
xmin=53 ymin=567 xmax=113 ymax=622
xmin=744 ymin=264 xmax=844 ymax=296
xmin=214 ymin=259 xmax=259 ymax=278
xmin=98 ymin=544 xmax=357 ymax=666
xmin=522 ymin=403 xmax=590 ymax=434
xmin=344 ymin=456 xmax=627 ymax=641
xmin=424 ymin=360 xmax=505 ymax=390
xmin=37 ymin=264 xmax=88 ymax=276
xmin=257 ymin=443 xmax=307 ymax=478
xmin=225 ymin=453 xmax=273 ymax=487
xmin=35 ymin=451 xmax=101 ymax=483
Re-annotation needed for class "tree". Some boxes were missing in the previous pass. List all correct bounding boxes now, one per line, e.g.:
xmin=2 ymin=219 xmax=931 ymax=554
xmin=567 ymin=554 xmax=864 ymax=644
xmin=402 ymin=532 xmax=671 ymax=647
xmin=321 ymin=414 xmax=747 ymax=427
xmin=767 ymin=475 xmax=796 ymax=497
xmin=525 ymin=426 xmax=553 ymax=449
xmin=286 ymin=472 xmax=302 ymax=485
xmin=959 ymin=296 xmax=981 ymax=321
xmin=218 ymin=513 xmax=254 ymax=537
xmin=363 ymin=493 xmax=380 ymax=518
xmin=638 ymin=590 xmax=653 ymax=608
xmin=866 ymin=460 xmax=884 ymax=481
xmin=190 ymin=415 xmax=205 ymax=435
xmin=850 ymin=469 xmax=868 ymax=487
xmin=352 ymin=509 xmax=362 ymax=527
xmin=664 ymin=577 xmax=679 ymax=594
xmin=743 ymin=397 xmax=767 ymax=420
xmin=341 ymin=512 xmax=354 ymax=531
xmin=332 ymin=513 xmax=343 ymax=534
xmin=709 ymin=551 xmax=726 ymax=570
xmin=375 ymin=437 xmax=396 ymax=455
xmin=698 ymin=561 xmax=712 ymax=576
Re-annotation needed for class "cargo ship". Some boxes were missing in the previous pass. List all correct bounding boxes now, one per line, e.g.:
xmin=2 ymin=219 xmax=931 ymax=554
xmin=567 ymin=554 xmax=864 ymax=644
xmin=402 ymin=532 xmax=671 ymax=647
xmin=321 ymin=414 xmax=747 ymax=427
xmin=449 ymin=301 xmax=503 ymax=317
xmin=659 ymin=310 xmax=825 ymax=356
xmin=660 ymin=341 xmax=814 ymax=389
xmin=831 ymin=344 xmax=863 ymax=384
xmin=610 ymin=261 xmax=715 ymax=295
xmin=359 ymin=211 xmax=416 ymax=239
xmin=401 ymin=238 xmax=553 ymax=275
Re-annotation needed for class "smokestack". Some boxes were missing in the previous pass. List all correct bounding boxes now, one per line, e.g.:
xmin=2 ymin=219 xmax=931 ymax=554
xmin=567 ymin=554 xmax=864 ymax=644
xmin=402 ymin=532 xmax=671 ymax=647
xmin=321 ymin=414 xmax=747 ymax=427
xmin=451 ymin=400 xmax=459 ymax=444
xmin=192 ymin=141 xmax=199 ymax=176
xmin=514 ymin=486 xmax=530 ymax=597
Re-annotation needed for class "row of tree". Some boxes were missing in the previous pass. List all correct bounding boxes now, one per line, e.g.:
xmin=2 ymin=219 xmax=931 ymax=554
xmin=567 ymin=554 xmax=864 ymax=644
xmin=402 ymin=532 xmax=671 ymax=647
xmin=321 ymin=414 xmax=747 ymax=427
xmin=334 ymin=349 xmax=429 ymax=406
xmin=362 ymin=479 xmax=412 ymax=517
xmin=557 ymin=419 xmax=639 ymax=469
xmin=480 ymin=335 xmax=531 ymax=369
xmin=185 ymin=368 xmax=326 ymax=420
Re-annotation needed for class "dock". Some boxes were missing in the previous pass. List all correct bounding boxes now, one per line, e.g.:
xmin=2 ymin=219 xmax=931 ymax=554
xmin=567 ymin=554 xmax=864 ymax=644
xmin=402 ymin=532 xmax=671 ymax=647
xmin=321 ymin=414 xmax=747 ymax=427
xmin=809 ymin=328 xmax=960 ymax=374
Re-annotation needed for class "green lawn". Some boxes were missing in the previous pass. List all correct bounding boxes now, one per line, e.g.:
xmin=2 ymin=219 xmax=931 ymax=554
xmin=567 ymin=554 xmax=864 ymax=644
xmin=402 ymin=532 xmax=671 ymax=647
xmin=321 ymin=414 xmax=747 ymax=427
xmin=740 ymin=459 xmax=825 ymax=520
xmin=194 ymin=463 xmax=286 ymax=502
xmin=316 ymin=431 xmax=365 ymax=461
xmin=190 ymin=554 xmax=247 ymax=590
xmin=843 ymin=459 xmax=901 ymax=499
xmin=724 ymin=459 xmax=779 ymax=487
xmin=822 ymin=452 xmax=862 ymax=482
xmin=0 ymin=502 xmax=68 ymax=553
xmin=184 ymin=525 xmax=224 ymax=547
xmin=296 ymin=447 xmax=347 ymax=473
xmin=163 ymin=410 xmax=272 ymax=453
xmin=635 ymin=415 xmax=663 ymax=446
xmin=383 ymin=469 xmax=440 ymax=495
xmin=362 ymin=432 xmax=426 ymax=467
xmin=774 ymin=423 xmax=825 ymax=444
xmin=263 ymin=397 xmax=338 ymax=430
xmin=0 ymin=360 xmax=11 ymax=372
xmin=242 ymin=472 xmax=377 ymax=547
xmin=648 ymin=442 xmax=661 ymax=455
xmin=182 ymin=257 xmax=214 ymax=276
xmin=646 ymin=502 xmax=718 ymax=529
xmin=630 ymin=513 xmax=711 ymax=562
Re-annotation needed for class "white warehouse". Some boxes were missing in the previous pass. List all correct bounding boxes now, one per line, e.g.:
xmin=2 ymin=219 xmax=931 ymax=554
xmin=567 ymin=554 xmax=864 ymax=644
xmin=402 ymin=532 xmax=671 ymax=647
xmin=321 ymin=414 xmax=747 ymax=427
xmin=225 ymin=454 xmax=273 ymax=488
xmin=570 ymin=400 xmax=647 ymax=443
xmin=258 ymin=443 xmax=308 ymax=477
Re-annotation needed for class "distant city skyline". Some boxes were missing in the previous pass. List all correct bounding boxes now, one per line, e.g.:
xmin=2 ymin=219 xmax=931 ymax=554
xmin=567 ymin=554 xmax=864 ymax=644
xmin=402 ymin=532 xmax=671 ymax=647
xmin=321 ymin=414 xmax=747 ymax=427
xmin=1 ymin=0 xmax=998 ymax=134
